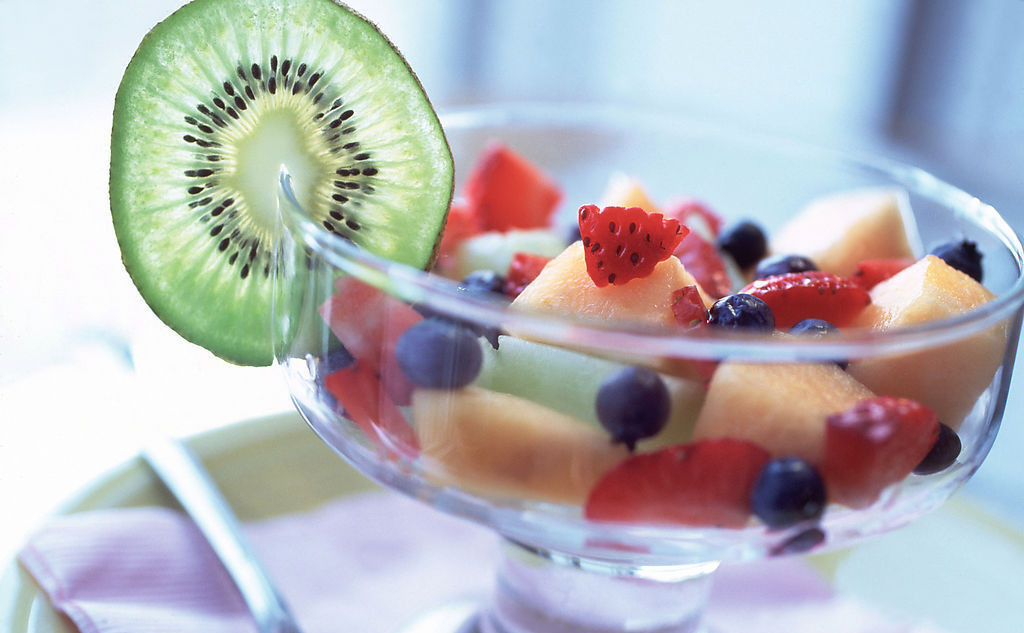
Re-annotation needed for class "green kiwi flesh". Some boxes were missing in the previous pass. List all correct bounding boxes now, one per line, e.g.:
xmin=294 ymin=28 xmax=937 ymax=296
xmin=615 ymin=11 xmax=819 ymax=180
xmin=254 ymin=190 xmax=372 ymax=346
xmin=111 ymin=0 xmax=453 ymax=366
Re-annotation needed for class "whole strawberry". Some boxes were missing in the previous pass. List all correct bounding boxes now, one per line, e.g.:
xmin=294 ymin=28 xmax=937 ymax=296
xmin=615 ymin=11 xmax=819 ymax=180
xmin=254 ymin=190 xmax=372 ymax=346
xmin=578 ymin=204 xmax=688 ymax=287
xmin=742 ymin=271 xmax=870 ymax=329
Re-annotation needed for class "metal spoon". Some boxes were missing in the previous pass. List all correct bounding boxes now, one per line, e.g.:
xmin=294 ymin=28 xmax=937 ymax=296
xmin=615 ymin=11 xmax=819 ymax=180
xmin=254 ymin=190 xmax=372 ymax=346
xmin=143 ymin=435 xmax=305 ymax=633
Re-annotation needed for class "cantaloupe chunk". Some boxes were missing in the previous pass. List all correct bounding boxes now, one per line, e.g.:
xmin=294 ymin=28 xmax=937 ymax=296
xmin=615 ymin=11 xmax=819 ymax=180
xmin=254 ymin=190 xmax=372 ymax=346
xmin=413 ymin=387 xmax=629 ymax=504
xmin=847 ymin=255 xmax=1006 ymax=428
xmin=512 ymin=241 xmax=712 ymax=328
xmin=771 ymin=188 xmax=918 ymax=277
xmin=692 ymin=361 xmax=873 ymax=463
xmin=601 ymin=172 xmax=662 ymax=213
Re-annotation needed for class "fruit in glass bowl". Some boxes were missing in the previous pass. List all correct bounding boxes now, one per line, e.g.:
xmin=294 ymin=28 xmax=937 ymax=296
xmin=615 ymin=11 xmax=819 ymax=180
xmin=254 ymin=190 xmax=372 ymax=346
xmin=272 ymin=106 xmax=1024 ymax=632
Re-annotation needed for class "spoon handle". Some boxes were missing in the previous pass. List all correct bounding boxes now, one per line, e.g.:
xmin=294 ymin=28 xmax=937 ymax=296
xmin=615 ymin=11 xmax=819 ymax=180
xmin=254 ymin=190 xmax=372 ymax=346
xmin=143 ymin=436 xmax=304 ymax=633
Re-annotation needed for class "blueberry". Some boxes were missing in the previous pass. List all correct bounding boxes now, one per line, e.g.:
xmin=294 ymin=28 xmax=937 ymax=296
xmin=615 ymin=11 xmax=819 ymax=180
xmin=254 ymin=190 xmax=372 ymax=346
xmin=789 ymin=318 xmax=847 ymax=369
xmin=323 ymin=345 xmax=355 ymax=373
xmin=414 ymin=274 xmax=508 ymax=349
xmin=770 ymin=527 xmax=826 ymax=556
xmin=788 ymin=318 xmax=839 ymax=337
xmin=754 ymin=253 xmax=818 ymax=280
xmin=595 ymin=366 xmax=671 ymax=451
xmin=717 ymin=220 xmax=768 ymax=269
xmin=459 ymin=270 xmax=506 ymax=296
xmin=914 ymin=423 xmax=961 ymax=475
xmin=395 ymin=319 xmax=483 ymax=389
xmin=316 ymin=346 xmax=354 ymax=411
xmin=929 ymin=239 xmax=983 ymax=282
xmin=564 ymin=222 xmax=583 ymax=246
xmin=708 ymin=294 xmax=775 ymax=332
xmin=751 ymin=457 xmax=827 ymax=528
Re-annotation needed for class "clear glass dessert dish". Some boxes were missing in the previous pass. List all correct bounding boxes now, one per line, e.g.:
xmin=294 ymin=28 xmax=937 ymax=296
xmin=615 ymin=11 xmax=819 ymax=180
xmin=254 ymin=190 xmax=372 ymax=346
xmin=271 ymin=104 xmax=1024 ymax=633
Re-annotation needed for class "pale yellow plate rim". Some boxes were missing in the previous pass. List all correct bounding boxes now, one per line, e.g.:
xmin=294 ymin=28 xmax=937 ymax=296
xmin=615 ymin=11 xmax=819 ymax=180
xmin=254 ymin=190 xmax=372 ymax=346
xmin=1 ymin=411 xmax=1022 ymax=633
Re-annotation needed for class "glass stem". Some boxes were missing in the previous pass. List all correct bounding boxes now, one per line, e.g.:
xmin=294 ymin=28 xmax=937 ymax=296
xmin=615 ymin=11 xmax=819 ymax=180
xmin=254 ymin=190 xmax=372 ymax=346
xmin=480 ymin=539 xmax=718 ymax=633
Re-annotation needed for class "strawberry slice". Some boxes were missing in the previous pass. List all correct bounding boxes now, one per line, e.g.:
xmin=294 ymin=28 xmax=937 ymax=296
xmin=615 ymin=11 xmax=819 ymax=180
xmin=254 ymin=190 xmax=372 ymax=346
xmin=664 ymin=198 xmax=724 ymax=238
xmin=741 ymin=271 xmax=870 ymax=329
xmin=823 ymin=396 xmax=939 ymax=508
xmin=673 ymin=231 xmax=732 ymax=298
xmin=324 ymin=362 xmax=420 ymax=460
xmin=504 ymin=251 xmax=551 ymax=299
xmin=578 ymin=204 xmax=688 ymax=287
xmin=585 ymin=438 xmax=770 ymax=528
xmin=671 ymin=285 xmax=708 ymax=328
xmin=670 ymin=286 xmax=718 ymax=382
xmin=851 ymin=257 xmax=915 ymax=290
xmin=436 ymin=199 xmax=480 ymax=273
xmin=320 ymin=277 xmax=422 ymax=405
xmin=465 ymin=142 xmax=562 ymax=232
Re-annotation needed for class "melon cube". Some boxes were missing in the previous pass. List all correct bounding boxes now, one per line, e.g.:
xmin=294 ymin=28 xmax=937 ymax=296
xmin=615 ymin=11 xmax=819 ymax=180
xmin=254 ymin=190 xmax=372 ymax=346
xmin=601 ymin=172 xmax=663 ymax=213
xmin=512 ymin=241 xmax=715 ymax=380
xmin=413 ymin=387 xmax=629 ymax=504
xmin=847 ymin=255 xmax=1007 ymax=428
xmin=476 ymin=335 xmax=705 ymax=450
xmin=692 ymin=360 xmax=873 ymax=463
xmin=512 ymin=241 xmax=712 ymax=329
xmin=771 ymin=188 xmax=919 ymax=277
xmin=453 ymin=228 xmax=567 ymax=280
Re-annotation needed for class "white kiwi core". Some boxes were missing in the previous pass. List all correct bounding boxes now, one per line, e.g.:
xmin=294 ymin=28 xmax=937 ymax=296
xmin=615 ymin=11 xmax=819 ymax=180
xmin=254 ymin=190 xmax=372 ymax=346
xmin=225 ymin=102 xmax=324 ymax=232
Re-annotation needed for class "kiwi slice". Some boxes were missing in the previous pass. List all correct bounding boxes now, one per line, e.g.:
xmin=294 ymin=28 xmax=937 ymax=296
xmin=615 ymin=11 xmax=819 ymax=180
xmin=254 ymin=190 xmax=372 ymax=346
xmin=111 ymin=0 xmax=453 ymax=366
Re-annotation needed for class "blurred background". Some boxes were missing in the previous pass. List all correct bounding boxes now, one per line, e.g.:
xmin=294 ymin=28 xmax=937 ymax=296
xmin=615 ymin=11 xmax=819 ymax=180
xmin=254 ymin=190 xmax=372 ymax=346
xmin=2 ymin=0 xmax=1022 ymax=556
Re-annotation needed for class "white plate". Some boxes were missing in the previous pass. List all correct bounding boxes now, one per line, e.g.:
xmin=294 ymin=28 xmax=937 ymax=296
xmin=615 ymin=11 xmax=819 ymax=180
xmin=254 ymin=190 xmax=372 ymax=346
xmin=2 ymin=411 xmax=1022 ymax=633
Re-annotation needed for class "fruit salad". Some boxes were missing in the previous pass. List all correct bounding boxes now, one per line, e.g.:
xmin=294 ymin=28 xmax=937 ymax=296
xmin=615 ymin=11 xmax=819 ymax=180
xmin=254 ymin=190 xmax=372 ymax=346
xmin=107 ymin=0 xmax=1019 ymax=567
xmin=316 ymin=142 xmax=1009 ymax=533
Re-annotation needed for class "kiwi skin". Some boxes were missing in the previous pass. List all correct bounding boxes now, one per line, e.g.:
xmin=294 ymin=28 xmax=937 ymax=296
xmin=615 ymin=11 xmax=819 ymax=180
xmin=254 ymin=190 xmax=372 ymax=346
xmin=110 ymin=0 xmax=454 ymax=366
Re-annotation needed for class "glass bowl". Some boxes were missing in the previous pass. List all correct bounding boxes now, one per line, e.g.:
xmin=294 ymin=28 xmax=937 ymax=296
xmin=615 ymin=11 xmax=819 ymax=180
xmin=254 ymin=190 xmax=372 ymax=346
xmin=272 ymin=104 xmax=1024 ymax=633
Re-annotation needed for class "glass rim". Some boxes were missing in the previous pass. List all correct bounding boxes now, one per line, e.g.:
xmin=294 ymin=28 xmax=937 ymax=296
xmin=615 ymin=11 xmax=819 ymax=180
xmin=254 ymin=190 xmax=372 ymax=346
xmin=278 ymin=102 xmax=1024 ymax=362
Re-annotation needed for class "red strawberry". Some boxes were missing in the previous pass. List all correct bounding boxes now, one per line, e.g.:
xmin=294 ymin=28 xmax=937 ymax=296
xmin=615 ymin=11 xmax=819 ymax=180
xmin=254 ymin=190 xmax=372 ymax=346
xmin=823 ymin=396 xmax=939 ymax=508
xmin=674 ymin=231 xmax=732 ymax=298
xmin=465 ymin=142 xmax=562 ymax=231
xmin=664 ymin=198 xmax=724 ymax=237
xmin=320 ymin=277 xmax=422 ymax=405
xmin=324 ymin=363 xmax=420 ymax=460
xmin=670 ymin=286 xmax=718 ymax=382
xmin=671 ymin=285 xmax=709 ymax=328
xmin=436 ymin=199 xmax=480 ymax=273
xmin=741 ymin=271 xmax=870 ymax=329
xmin=585 ymin=438 xmax=771 ymax=528
xmin=852 ymin=257 xmax=915 ymax=290
xmin=504 ymin=252 xmax=551 ymax=299
xmin=578 ymin=204 xmax=688 ymax=287
xmin=667 ymin=284 xmax=716 ymax=381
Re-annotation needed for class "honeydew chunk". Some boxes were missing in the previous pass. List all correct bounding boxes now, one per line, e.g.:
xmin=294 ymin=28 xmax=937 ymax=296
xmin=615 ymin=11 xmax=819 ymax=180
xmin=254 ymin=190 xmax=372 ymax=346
xmin=847 ymin=255 xmax=1006 ymax=429
xmin=692 ymin=361 xmax=874 ymax=464
xmin=771 ymin=188 xmax=919 ymax=277
xmin=454 ymin=228 xmax=567 ymax=279
xmin=513 ymin=241 xmax=712 ymax=329
xmin=476 ymin=335 xmax=705 ymax=450
xmin=413 ymin=387 xmax=629 ymax=504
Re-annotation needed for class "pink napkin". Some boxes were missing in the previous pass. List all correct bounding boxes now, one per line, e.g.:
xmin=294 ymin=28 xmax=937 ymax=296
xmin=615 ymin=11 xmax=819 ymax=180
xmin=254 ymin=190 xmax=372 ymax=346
xmin=19 ymin=491 xmax=938 ymax=633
